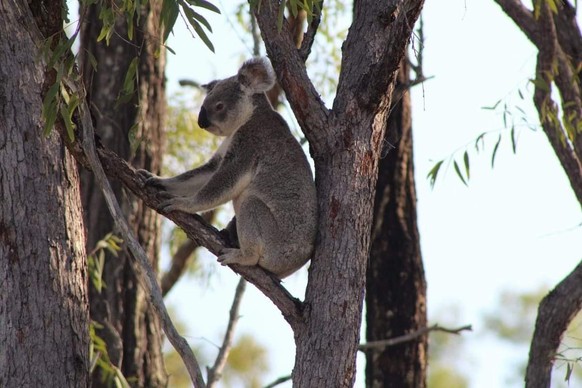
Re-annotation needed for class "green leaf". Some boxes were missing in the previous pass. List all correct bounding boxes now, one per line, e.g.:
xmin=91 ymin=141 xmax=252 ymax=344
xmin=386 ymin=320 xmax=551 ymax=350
xmin=453 ymin=160 xmax=468 ymax=186
xmin=427 ymin=160 xmax=444 ymax=188
xmin=289 ymin=0 xmax=299 ymax=17
xmin=517 ymin=88 xmax=524 ymax=100
xmin=59 ymin=102 xmax=75 ymax=142
xmin=510 ymin=125 xmax=517 ymax=154
xmin=161 ymin=0 xmax=180 ymax=43
xmin=123 ymin=57 xmax=139 ymax=95
xmin=491 ymin=134 xmax=502 ymax=168
xmin=474 ymin=132 xmax=486 ymax=152
xmin=530 ymin=77 xmax=550 ymax=92
xmin=187 ymin=0 xmax=221 ymax=14
xmin=565 ymin=362 xmax=573 ymax=382
xmin=481 ymin=99 xmax=501 ymax=111
xmin=42 ymin=82 xmax=60 ymax=136
xmin=187 ymin=17 xmax=215 ymax=52
xmin=463 ymin=151 xmax=470 ymax=180
xmin=182 ymin=3 xmax=212 ymax=32
xmin=277 ymin=0 xmax=286 ymax=31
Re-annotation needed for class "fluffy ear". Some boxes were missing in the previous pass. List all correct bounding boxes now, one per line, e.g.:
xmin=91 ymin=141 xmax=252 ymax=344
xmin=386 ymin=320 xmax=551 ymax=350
xmin=237 ymin=57 xmax=276 ymax=94
xmin=201 ymin=80 xmax=218 ymax=92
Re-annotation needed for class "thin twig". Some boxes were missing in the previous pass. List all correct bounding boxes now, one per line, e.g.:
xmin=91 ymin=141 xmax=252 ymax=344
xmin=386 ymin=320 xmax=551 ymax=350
xmin=298 ymin=2 xmax=322 ymax=61
xmin=207 ymin=278 xmax=247 ymax=387
xmin=67 ymin=77 xmax=207 ymax=388
xmin=358 ymin=324 xmax=472 ymax=352
xmin=263 ymin=375 xmax=292 ymax=388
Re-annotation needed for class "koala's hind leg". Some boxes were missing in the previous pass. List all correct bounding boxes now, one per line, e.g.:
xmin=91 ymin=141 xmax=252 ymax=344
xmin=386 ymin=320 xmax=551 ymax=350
xmin=217 ymin=196 xmax=279 ymax=272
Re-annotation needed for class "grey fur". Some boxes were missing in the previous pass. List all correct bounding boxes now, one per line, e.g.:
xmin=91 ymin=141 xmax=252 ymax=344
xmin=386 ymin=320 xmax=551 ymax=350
xmin=138 ymin=58 xmax=317 ymax=278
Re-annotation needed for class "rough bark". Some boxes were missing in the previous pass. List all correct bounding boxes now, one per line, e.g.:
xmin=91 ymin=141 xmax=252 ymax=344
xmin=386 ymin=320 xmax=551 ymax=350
xmin=255 ymin=1 xmax=425 ymax=386
xmin=78 ymin=1 xmax=167 ymax=385
xmin=525 ymin=261 xmax=582 ymax=387
xmin=365 ymin=57 xmax=427 ymax=388
xmin=492 ymin=1 xmax=582 ymax=385
xmin=0 ymin=1 xmax=89 ymax=386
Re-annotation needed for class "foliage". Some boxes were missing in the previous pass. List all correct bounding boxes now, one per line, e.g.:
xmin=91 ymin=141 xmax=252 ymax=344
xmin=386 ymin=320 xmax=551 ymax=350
xmin=427 ymin=84 xmax=537 ymax=188
xmin=484 ymin=288 xmax=582 ymax=386
xmin=249 ymin=0 xmax=322 ymax=31
xmin=42 ymin=0 xmax=219 ymax=139
xmin=87 ymin=233 xmax=122 ymax=293
xmin=427 ymin=305 xmax=470 ymax=387
xmin=221 ymin=333 xmax=270 ymax=388
xmin=163 ymin=330 xmax=268 ymax=387
xmin=161 ymin=0 xmax=220 ymax=52
xmin=87 ymin=233 xmax=128 ymax=387
xmin=89 ymin=322 xmax=133 ymax=388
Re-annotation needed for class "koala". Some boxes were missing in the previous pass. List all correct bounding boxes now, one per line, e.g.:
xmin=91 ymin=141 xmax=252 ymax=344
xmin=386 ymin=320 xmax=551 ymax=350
xmin=139 ymin=58 xmax=317 ymax=278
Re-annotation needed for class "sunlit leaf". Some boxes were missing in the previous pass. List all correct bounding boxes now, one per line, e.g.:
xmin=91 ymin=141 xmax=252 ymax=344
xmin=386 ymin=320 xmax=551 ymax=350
xmin=453 ymin=160 xmax=468 ymax=186
xmin=463 ymin=151 xmax=470 ymax=180
xmin=161 ymin=0 xmax=180 ymax=42
xmin=427 ymin=160 xmax=444 ymax=188
xmin=491 ymin=134 xmax=502 ymax=168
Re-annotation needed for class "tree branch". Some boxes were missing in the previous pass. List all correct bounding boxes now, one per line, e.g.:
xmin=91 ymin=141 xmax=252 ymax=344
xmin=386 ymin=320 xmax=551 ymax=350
xmin=254 ymin=2 xmax=330 ymax=151
xmin=493 ymin=0 xmax=539 ymax=45
xmin=264 ymin=375 xmax=292 ymax=388
xmin=526 ymin=260 xmax=582 ymax=387
xmin=358 ymin=324 xmax=472 ymax=352
xmin=530 ymin=3 xmax=582 ymax=206
xmin=66 ymin=78 xmax=207 ymax=387
xmin=332 ymin=0 xmax=424 ymax=117
xmin=207 ymin=278 xmax=247 ymax=387
xmin=298 ymin=4 xmax=322 ymax=62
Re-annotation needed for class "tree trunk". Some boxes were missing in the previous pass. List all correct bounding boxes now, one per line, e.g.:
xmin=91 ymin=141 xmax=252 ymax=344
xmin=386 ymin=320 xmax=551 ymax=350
xmin=78 ymin=1 xmax=167 ymax=385
xmin=0 ymin=2 xmax=89 ymax=387
xmin=255 ymin=1 xmax=425 ymax=385
xmin=365 ymin=57 xmax=428 ymax=387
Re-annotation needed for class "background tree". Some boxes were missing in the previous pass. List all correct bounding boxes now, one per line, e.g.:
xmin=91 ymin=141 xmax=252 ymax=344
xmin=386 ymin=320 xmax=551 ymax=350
xmin=77 ymin=0 xmax=167 ymax=385
xmin=366 ymin=53 xmax=428 ymax=387
xmin=0 ymin=1 xmax=89 ymax=386
xmin=492 ymin=0 xmax=582 ymax=385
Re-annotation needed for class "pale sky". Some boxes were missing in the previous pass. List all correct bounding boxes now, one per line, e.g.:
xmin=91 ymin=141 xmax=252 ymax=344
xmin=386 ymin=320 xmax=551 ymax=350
xmin=132 ymin=1 xmax=580 ymax=387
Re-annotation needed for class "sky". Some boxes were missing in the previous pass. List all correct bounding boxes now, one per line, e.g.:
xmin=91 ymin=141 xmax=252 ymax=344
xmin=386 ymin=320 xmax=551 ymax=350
xmin=153 ymin=1 xmax=582 ymax=387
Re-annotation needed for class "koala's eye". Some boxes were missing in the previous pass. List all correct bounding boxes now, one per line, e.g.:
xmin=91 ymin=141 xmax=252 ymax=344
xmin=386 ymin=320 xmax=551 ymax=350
xmin=215 ymin=102 xmax=224 ymax=111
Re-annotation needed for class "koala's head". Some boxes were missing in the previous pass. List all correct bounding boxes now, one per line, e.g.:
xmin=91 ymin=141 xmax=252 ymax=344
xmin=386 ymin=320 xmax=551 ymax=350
xmin=197 ymin=57 xmax=276 ymax=136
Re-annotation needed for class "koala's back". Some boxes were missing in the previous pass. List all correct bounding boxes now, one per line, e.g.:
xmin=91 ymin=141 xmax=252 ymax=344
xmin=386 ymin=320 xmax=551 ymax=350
xmin=231 ymin=107 xmax=317 ymax=276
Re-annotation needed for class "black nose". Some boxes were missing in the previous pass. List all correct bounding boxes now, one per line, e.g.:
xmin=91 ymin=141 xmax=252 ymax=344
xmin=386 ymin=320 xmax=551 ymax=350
xmin=198 ymin=106 xmax=210 ymax=128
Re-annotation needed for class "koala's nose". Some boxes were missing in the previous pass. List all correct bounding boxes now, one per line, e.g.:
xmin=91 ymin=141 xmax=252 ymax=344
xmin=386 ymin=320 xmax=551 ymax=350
xmin=198 ymin=106 xmax=210 ymax=128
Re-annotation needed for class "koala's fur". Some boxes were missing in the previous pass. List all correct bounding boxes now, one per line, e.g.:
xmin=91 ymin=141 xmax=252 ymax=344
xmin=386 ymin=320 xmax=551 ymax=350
xmin=139 ymin=58 xmax=317 ymax=278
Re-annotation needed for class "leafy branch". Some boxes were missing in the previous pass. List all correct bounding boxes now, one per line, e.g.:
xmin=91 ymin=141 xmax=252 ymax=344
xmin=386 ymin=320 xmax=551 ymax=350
xmin=427 ymin=85 xmax=537 ymax=188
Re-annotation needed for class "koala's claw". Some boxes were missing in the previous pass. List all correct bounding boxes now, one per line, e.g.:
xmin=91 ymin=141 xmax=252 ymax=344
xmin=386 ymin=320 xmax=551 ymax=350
xmin=217 ymin=248 xmax=242 ymax=266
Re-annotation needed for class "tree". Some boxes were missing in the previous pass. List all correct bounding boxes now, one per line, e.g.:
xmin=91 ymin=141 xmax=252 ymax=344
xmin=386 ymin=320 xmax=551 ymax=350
xmin=0 ymin=1 xmax=89 ymax=386
xmin=78 ymin=0 xmax=167 ymax=385
xmin=492 ymin=1 xmax=582 ymax=386
xmin=1 ymin=0 xmax=426 ymax=386
xmin=365 ymin=54 xmax=428 ymax=387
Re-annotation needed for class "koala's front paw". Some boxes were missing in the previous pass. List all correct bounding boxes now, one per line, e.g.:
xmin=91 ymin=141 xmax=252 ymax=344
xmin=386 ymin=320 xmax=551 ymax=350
xmin=159 ymin=197 xmax=190 ymax=213
xmin=137 ymin=169 xmax=166 ymax=190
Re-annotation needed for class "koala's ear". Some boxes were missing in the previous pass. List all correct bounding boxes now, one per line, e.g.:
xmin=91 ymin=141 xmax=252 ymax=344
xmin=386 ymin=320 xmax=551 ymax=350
xmin=237 ymin=57 xmax=276 ymax=94
xmin=201 ymin=80 xmax=218 ymax=92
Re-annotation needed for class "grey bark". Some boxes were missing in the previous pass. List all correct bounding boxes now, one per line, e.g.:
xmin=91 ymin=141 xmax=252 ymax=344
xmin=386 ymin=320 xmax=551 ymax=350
xmin=0 ymin=1 xmax=89 ymax=387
